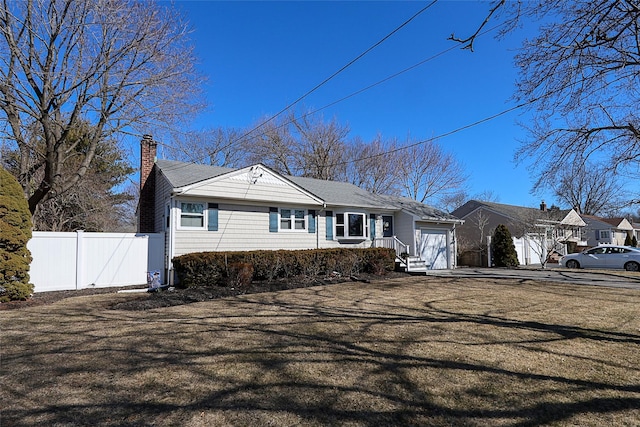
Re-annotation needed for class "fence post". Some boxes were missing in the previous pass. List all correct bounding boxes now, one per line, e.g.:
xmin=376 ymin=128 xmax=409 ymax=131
xmin=76 ymin=230 xmax=84 ymax=290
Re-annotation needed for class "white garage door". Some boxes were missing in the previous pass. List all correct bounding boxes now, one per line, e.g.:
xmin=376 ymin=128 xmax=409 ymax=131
xmin=418 ymin=229 xmax=448 ymax=270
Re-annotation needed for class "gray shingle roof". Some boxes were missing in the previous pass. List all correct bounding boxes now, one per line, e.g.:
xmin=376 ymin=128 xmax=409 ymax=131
xmin=156 ymin=159 xmax=234 ymax=188
xmin=154 ymin=160 xmax=460 ymax=222
xmin=453 ymin=200 xmax=569 ymax=223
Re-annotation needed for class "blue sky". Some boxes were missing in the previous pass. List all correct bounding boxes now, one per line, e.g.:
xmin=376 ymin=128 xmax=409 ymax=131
xmin=157 ymin=0 xmax=553 ymax=207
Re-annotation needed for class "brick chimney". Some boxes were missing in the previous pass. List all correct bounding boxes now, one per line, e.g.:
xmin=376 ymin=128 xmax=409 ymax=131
xmin=540 ymin=200 xmax=547 ymax=212
xmin=138 ymin=134 xmax=157 ymax=233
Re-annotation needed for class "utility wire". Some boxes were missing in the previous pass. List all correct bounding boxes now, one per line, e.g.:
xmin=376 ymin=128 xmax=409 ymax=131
xmin=156 ymin=21 xmax=507 ymax=170
xmin=149 ymin=13 xmax=525 ymax=175
xmin=228 ymin=1 xmax=439 ymax=148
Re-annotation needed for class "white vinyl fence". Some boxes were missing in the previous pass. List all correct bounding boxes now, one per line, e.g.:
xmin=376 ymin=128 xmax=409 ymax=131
xmin=27 ymin=231 xmax=164 ymax=293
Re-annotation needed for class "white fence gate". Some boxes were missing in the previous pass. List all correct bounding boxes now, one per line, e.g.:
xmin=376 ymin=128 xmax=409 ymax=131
xmin=27 ymin=231 xmax=164 ymax=293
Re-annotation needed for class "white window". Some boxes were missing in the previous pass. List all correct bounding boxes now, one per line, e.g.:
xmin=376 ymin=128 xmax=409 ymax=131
xmin=280 ymin=208 xmax=306 ymax=231
xmin=335 ymin=212 xmax=368 ymax=239
xmin=180 ymin=202 xmax=205 ymax=228
xmin=599 ymin=230 xmax=611 ymax=240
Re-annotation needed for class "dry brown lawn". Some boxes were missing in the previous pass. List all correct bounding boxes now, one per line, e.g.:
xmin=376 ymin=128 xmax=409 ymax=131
xmin=2 ymin=276 xmax=640 ymax=426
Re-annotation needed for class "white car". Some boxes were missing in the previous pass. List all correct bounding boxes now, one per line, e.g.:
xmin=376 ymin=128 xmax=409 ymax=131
xmin=559 ymin=245 xmax=640 ymax=271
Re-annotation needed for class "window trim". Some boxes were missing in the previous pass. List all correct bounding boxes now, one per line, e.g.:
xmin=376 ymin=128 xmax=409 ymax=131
xmin=279 ymin=208 xmax=308 ymax=232
xmin=177 ymin=200 xmax=218 ymax=231
xmin=178 ymin=201 xmax=206 ymax=229
xmin=334 ymin=211 xmax=369 ymax=240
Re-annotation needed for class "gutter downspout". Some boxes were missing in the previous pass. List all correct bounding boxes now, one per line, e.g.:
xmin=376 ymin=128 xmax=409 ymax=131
xmin=168 ymin=195 xmax=177 ymax=286
xmin=317 ymin=203 xmax=326 ymax=249
xmin=451 ymin=223 xmax=458 ymax=269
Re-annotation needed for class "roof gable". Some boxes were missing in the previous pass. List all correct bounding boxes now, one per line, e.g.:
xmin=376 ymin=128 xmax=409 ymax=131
xmin=173 ymin=164 xmax=324 ymax=206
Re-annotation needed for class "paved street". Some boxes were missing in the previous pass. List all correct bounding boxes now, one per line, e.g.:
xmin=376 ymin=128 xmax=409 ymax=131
xmin=425 ymin=267 xmax=640 ymax=290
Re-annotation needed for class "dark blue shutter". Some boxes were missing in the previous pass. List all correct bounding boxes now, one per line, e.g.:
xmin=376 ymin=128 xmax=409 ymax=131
xmin=308 ymin=210 xmax=316 ymax=233
xmin=595 ymin=229 xmax=600 ymax=241
xmin=269 ymin=207 xmax=278 ymax=232
xmin=369 ymin=214 xmax=376 ymax=240
xmin=207 ymin=203 xmax=218 ymax=231
xmin=325 ymin=210 xmax=333 ymax=240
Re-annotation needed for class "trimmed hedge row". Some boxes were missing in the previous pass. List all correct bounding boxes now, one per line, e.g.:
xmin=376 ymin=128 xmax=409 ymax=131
xmin=172 ymin=247 xmax=396 ymax=288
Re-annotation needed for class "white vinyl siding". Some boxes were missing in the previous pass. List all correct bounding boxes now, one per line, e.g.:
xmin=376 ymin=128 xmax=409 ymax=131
xmin=172 ymin=203 xmax=376 ymax=256
xmin=178 ymin=168 xmax=323 ymax=206
xmin=173 ymin=204 xmax=319 ymax=256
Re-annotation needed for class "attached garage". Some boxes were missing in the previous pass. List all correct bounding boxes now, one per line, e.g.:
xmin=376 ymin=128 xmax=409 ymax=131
xmin=417 ymin=228 xmax=450 ymax=270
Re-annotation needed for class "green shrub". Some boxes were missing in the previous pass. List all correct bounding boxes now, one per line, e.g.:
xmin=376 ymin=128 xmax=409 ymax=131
xmin=625 ymin=234 xmax=633 ymax=246
xmin=172 ymin=247 xmax=395 ymax=288
xmin=490 ymin=224 xmax=519 ymax=268
xmin=0 ymin=166 xmax=34 ymax=302
xmin=633 ymin=236 xmax=638 ymax=248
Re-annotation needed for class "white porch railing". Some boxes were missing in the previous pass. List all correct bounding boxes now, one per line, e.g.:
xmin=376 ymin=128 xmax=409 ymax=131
xmin=373 ymin=236 xmax=410 ymax=258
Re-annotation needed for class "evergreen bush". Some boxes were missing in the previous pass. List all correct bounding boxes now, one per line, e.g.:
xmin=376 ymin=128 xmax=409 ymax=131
xmin=491 ymin=224 xmax=519 ymax=268
xmin=172 ymin=247 xmax=395 ymax=288
xmin=633 ymin=236 xmax=638 ymax=248
xmin=624 ymin=234 xmax=633 ymax=246
xmin=0 ymin=167 xmax=34 ymax=302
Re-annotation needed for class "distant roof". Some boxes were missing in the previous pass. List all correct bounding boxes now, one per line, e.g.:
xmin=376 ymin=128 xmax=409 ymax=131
xmin=452 ymin=200 xmax=570 ymax=223
xmin=581 ymin=215 xmax=633 ymax=230
xmin=154 ymin=159 xmax=461 ymax=222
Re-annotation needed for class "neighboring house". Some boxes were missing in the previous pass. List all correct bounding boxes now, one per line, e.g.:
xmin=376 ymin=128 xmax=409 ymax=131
xmin=452 ymin=200 xmax=586 ymax=266
xmin=580 ymin=215 xmax=634 ymax=246
xmin=633 ymin=222 xmax=640 ymax=243
xmin=137 ymin=136 xmax=463 ymax=284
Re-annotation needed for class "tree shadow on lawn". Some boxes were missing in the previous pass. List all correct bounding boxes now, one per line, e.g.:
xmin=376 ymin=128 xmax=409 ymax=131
xmin=3 ymin=279 xmax=640 ymax=426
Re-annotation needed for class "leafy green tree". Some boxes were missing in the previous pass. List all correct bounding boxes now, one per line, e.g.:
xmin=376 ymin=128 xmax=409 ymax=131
xmin=491 ymin=224 xmax=519 ymax=268
xmin=0 ymin=167 xmax=33 ymax=302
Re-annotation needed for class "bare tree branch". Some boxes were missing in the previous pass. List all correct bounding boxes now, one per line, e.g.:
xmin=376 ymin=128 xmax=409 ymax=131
xmin=0 ymin=0 xmax=205 ymax=214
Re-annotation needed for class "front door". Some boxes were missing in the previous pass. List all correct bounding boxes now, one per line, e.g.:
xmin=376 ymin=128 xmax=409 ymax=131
xmin=382 ymin=215 xmax=393 ymax=237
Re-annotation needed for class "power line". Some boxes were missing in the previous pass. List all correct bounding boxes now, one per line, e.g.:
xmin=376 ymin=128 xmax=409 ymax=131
xmin=228 ymin=1 xmax=439 ymax=149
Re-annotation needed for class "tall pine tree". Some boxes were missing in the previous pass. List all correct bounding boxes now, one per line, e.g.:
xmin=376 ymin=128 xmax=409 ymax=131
xmin=491 ymin=224 xmax=519 ymax=268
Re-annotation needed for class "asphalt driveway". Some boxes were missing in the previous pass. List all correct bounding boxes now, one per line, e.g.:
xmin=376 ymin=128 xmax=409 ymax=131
xmin=426 ymin=266 xmax=640 ymax=290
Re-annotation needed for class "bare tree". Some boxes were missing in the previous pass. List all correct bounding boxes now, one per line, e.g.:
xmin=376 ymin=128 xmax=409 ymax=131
xmin=166 ymin=128 xmax=248 ymax=168
xmin=244 ymin=111 xmax=349 ymax=179
xmin=396 ymin=138 xmax=467 ymax=206
xmin=0 ymin=0 xmax=204 ymax=214
xmin=440 ymin=189 xmax=500 ymax=213
xmin=549 ymin=161 xmax=624 ymax=215
xmin=344 ymin=135 xmax=401 ymax=194
xmin=290 ymin=112 xmax=349 ymax=180
xmin=245 ymin=115 xmax=297 ymax=175
xmin=453 ymin=1 xmax=640 ymax=194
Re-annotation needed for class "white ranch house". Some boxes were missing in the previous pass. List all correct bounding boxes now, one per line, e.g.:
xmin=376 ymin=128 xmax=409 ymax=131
xmin=137 ymin=136 xmax=463 ymax=284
